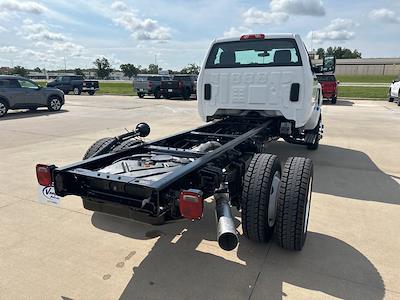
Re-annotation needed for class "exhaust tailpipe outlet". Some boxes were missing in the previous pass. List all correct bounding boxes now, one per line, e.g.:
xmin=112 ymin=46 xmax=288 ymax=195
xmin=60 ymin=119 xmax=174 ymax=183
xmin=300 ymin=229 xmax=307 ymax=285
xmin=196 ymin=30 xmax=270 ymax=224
xmin=215 ymin=191 xmax=238 ymax=251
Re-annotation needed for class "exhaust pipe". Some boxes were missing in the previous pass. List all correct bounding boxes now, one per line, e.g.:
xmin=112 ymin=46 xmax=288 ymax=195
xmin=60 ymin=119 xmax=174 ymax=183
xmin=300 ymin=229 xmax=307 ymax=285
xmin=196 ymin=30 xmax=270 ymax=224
xmin=215 ymin=191 xmax=238 ymax=251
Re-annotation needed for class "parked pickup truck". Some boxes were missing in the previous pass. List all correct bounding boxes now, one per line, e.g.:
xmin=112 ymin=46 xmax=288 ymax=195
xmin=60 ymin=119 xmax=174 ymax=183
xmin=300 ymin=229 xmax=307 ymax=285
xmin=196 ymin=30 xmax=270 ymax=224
xmin=47 ymin=75 xmax=99 ymax=95
xmin=133 ymin=75 xmax=171 ymax=99
xmin=316 ymin=74 xmax=338 ymax=104
xmin=160 ymin=74 xmax=197 ymax=100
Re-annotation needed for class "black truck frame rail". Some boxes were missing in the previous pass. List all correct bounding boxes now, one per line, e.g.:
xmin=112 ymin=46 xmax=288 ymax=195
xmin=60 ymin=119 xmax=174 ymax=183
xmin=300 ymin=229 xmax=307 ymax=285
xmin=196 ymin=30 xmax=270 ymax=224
xmin=52 ymin=117 xmax=281 ymax=224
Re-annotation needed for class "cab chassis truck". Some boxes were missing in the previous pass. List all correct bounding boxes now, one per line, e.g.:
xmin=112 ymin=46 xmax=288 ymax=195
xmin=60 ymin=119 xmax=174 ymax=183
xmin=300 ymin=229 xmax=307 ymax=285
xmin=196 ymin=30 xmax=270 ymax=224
xmin=37 ymin=34 xmax=331 ymax=251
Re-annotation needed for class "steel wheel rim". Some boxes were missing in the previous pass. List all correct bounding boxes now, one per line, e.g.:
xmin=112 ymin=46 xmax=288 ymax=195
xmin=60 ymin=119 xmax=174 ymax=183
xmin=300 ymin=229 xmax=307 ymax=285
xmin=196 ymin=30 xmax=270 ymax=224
xmin=304 ymin=178 xmax=313 ymax=234
xmin=51 ymin=99 xmax=61 ymax=110
xmin=268 ymin=170 xmax=281 ymax=227
xmin=0 ymin=103 xmax=6 ymax=115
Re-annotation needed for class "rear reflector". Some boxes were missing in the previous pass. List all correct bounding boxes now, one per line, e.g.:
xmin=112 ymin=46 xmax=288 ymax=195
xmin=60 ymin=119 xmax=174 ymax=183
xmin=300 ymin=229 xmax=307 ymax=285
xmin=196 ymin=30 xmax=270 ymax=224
xmin=179 ymin=189 xmax=204 ymax=220
xmin=240 ymin=34 xmax=265 ymax=40
xmin=36 ymin=164 xmax=53 ymax=186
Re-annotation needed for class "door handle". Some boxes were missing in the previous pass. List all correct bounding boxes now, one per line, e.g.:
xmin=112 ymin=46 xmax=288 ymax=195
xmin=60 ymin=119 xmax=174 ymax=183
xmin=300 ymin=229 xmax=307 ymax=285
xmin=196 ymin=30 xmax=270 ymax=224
xmin=204 ymin=84 xmax=211 ymax=100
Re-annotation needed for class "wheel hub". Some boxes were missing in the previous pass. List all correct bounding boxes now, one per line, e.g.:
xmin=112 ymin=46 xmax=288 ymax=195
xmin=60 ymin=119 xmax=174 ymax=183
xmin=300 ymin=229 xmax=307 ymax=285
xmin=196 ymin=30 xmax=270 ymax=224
xmin=51 ymin=99 xmax=61 ymax=110
xmin=268 ymin=170 xmax=281 ymax=227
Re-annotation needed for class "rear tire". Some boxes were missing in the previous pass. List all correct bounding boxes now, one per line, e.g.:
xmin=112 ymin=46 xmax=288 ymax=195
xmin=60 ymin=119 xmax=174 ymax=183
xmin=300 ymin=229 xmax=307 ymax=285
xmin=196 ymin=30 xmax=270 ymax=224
xmin=241 ymin=154 xmax=281 ymax=243
xmin=397 ymin=99 xmax=400 ymax=106
xmin=138 ymin=93 xmax=144 ymax=98
xmin=331 ymin=96 xmax=337 ymax=104
xmin=73 ymin=87 xmax=81 ymax=95
xmin=388 ymin=97 xmax=394 ymax=102
xmin=83 ymin=137 xmax=115 ymax=160
xmin=0 ymin=99 xmax=8 ymax=117
xmin=88 ymin=91 xmax=95 ymax=96
xmin=275 ymin=157 xmax=313 ymax=251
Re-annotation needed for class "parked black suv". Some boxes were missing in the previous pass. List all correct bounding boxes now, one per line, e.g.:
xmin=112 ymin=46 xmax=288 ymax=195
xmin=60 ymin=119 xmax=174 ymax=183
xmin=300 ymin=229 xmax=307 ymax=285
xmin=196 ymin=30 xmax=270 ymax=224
xmin=47 ymin=75 xmax=99 ymax=95
xmin=160 ymin=74 xmax=197 ymax=100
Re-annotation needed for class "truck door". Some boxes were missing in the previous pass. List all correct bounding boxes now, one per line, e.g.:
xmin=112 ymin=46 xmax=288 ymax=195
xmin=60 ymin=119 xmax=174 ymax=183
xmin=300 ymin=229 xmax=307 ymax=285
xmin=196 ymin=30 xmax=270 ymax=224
xmin=60 ymin=76 xmax=72 ymax=93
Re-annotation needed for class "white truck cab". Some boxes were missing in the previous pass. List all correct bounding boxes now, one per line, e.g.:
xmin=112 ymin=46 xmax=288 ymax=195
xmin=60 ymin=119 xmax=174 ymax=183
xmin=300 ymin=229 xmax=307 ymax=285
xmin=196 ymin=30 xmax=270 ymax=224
xmin=197 ymin=33 xmax=323 ymax=132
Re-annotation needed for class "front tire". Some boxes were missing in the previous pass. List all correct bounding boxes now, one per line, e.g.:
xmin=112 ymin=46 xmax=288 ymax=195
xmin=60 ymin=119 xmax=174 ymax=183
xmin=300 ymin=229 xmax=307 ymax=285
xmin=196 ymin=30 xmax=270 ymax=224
xmin=241 ymin=154 xmax=281 ymax=243
xmin=183 ymin=89 xmax=190 ymax=100
xmin=331 ymin=96 xmax=337 ymax=104
xmin=138 ymin=93 xmax=144 ymax=99
xmin=275 ymin=157 xmax=313 ymax=251
xmin=88 ymin=91 xmax=95 ymax=96
xmin=0 ymin=99 xmax=8 ymax=117
xmin=47 ymin=97 xmax=63 ymax=111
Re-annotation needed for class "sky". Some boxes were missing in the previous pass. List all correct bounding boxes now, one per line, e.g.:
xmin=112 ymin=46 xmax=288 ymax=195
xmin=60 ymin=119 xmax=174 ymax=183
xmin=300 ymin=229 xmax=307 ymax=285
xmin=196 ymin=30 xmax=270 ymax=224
xmin=0 ymin=0 xmax=399 ymax=71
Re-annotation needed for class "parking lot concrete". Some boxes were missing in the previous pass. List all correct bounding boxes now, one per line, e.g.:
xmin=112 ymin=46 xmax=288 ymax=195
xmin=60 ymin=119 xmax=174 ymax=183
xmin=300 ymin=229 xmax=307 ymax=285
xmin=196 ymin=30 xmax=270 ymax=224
xmin=0 ymin=95 xmax=399 ymax=299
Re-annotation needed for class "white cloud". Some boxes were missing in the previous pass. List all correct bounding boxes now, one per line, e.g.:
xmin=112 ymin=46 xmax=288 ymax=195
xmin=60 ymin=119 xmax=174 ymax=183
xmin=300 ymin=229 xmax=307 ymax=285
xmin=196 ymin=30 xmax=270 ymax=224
xmin=0 ymin=0 xmax=48 ymax=14
xmin=369 ymin=8 xmax=400 ymax=23
xmin=243 ymin=0 xmax=324 ymax=26
xmin=0 ymin=46 xmax=18 ymax=53
xmin=110 ymin=0 xmax=171 ymax=41
xmin=243 ymin=8 xmax=288 ymax=25
xmin=19 ymin=19 xmax=66 ymax=41
xmin=0 ymin=25 xmax=7 ymax=32
xmin=51 ymin=41 xmax=84 ymax=57
xmin=223 ymin=26 xmax=252 ymax=38
xmin=270 ymin=0 xmax=325 ymax=16
xmin=308 ymin=18 xmax=357 ymax=42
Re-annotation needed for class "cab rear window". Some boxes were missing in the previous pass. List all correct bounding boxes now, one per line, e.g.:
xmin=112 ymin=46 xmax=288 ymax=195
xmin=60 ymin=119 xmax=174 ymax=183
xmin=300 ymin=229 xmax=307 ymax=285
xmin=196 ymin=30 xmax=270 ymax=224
xmin=205 ymin=38 xmax=302 ymax=69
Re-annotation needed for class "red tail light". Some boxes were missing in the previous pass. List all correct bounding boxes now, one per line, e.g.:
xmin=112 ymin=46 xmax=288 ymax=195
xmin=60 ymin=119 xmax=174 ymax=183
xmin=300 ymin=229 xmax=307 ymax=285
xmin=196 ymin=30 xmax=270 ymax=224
xmin=36 ymin=164 xmax=53 ymax=186
xmin=179 ymin=189 xmax=204 ymax=220
xmin=240 ymin=34 xmax=265 ymax=40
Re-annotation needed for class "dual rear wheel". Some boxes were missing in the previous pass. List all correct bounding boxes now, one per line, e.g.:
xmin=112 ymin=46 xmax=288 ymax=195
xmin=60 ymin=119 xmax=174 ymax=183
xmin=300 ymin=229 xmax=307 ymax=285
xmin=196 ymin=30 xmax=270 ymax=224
xmin=241 ymin=154 xmax=313 ymax=251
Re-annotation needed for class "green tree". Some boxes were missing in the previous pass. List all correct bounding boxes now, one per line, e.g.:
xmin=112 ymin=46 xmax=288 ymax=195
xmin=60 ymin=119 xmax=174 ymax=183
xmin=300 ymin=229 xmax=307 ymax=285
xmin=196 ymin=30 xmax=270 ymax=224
xmin=33 ymin=67 xmax=42 ymax=73
xmin=120 ymin=63 xmax=139 ymax=79
xmin=13 ymin=66 xmax=28 ymax=77
xmin=180 ymin=63 xmax=200 ymax=75
xmin=325 ymin=47 xmax=361 ymax=59
xmin=148 ymin=64 xmax=159 ymax=74
xmin=316 ymin=48 xmax=325 ymax=59
xmin=94 ymin=57 xmax=113 ymax=79
xmin=75 ymin=68 xmax=85 ymax=78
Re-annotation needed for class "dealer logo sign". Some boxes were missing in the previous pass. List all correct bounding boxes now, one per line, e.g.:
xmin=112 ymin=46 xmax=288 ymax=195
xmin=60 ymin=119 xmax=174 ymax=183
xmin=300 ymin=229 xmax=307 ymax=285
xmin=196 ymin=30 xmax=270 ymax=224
xmin=38 ymin=185 xmax=60 ymax=205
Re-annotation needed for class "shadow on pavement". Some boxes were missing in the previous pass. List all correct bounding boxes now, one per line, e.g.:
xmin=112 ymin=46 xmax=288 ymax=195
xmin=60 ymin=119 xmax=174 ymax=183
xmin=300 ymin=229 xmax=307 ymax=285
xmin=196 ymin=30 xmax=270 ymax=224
xmin=323 ymin=99 xmax=354 ymax=106
xmin=0 ymin=109 xmax=68 ymax=120
xmin=265 ymin=142 xmax=400 ymax=205
xmin=91 ymin=201 xmax=385 ymax=300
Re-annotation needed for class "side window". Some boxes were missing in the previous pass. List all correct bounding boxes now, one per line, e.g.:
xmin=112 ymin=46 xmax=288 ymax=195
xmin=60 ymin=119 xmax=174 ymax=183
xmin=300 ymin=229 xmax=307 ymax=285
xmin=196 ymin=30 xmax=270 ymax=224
xmin=18 ymin=80 xmax=38 ymax=89
xmin=0 ymin=79 xmax=9 ymax=88
xmin=62 ymin=77 xmax=70 ymax=82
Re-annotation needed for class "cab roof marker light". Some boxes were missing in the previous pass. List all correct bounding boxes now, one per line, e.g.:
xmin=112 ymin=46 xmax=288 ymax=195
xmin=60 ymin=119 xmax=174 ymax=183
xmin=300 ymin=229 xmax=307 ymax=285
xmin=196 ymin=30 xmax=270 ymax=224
xmin=240 ymin=34 xmax=265 ymax=40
